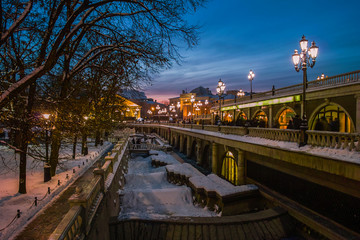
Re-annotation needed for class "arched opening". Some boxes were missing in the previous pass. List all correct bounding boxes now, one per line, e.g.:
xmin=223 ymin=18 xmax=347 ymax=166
xmin=277 ymin=108 xmax=297 ymax=129
xmin=221 ymin=151 xmax=238 ymax=185
xmin=223 ymin=112 xmax=233 ymax=123
xmin=310 ymin=104 xmax=354 ymax=132
xmin=235 ymin=110 xmax=247 ymax=126
xmin=201 ymin=145 xmax=211 ymax=171
xmin=252 ymin=110 xmax=268 ymax=128
xmin=176 ymin=135 xmax=180 ymax=150
xmin=183 ymin=137 xmax=187 ymax=155
xmin=190 ymin=140 xmax=197 ymax=161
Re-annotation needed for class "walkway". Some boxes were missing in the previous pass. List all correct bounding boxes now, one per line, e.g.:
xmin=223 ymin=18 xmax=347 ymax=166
xmin=13 ymin=146 xmax=112 ymax=240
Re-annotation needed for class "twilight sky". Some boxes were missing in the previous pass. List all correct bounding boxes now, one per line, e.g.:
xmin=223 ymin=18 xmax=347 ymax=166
xmin=144 ymin=0 xmax=360 ymax=103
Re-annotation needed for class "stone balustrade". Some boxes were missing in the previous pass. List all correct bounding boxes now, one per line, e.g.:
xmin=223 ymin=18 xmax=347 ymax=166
xmin=248 ymin=128 xmax=301 ymax=143
xmin=48 ymin=205 xmax=84 ymax=240
xmin=220 ymin=126 xmax=248 ymax=135
xmin=137 ymin=123 xmax=360 ymax=152
xmin=203 ymin=125 xmax=218 ymax=132
xmin=307 ymin=130 xmax=360 ymax=151
xmin=49 ymin=134 xmax=130 ymax=240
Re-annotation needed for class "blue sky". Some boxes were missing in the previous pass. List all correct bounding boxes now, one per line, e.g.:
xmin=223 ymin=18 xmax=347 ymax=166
xmin=144 ymin=0 xmax=360 ymax=102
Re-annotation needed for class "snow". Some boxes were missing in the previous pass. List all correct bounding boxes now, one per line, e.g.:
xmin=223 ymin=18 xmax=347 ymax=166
xmin=165 ymin=126 xmax=360 ymax=164
xmin=165 ymin=163 xmax=203 ymax=178
xmin=118 ymin=154 xmax=218 ymax=220
xmin=189 ymin=174 xmax=258 ymax=197
xmin=0 ymin=141 xmax=112 ymax=240
xmin=150 ymin=151 xmax=181 ymax=165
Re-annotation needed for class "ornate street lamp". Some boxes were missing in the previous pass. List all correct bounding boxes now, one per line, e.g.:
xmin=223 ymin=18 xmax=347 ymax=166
xmin=176 ymin=101 xmax=181 ymax=120
xmin=216 ymin=79 xmax=226 ymax=122
xmin=190 ymin=96 xmax=195 ymax=121
xmin=235 ymin=89 xmax=245 ymax=103
xmin=248 ymin=70 xmax=255 ymax=99
xmin=292 ymin=35 xmax=319 ymax=146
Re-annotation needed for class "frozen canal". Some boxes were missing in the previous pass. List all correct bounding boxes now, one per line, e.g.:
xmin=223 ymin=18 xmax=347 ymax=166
xmin=118 ymin=152 xmax=219 ymax=219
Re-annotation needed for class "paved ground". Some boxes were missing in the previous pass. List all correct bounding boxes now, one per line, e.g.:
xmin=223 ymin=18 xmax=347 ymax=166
xmin=14 ymin=153 xmax=109 ymax=240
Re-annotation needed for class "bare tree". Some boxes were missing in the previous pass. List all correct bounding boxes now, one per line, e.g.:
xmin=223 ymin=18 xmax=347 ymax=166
xmin=1 ymin=0 xmax=205 ymax=193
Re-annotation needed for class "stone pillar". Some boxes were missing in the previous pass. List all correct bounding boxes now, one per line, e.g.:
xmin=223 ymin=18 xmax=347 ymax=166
xmin=236 ymin=149 xmax=245 ymax=185
xmin=269 ymin=106 xmax=273 ymax=128
xmin=246 ymin=108 xmax=251 ymax=120
xmin=212 ymin=142 xmax=219 ymax=175
xmin=356 ymin=94 xmax=360 ymax=133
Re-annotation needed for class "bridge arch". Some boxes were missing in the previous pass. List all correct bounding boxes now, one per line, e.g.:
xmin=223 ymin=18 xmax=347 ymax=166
xmin=175 ymin=135 xmax=180 ymax=150
xmin=200 ymin=144 xmax=212 ymax=171
xmin=252 ymin=110 xmax=268 ymax=128
xmin=182 ymin=137 xmax=188 ymax=155
xmin=220 ymin=151 xmax=238 ymax=185
xmin=309 ymin=102 xmax=355 ymax=132
xmin=190 ymin=139 xmax=198 ymax=161
xmin=275 ymin=106 xmax=298 ymax=129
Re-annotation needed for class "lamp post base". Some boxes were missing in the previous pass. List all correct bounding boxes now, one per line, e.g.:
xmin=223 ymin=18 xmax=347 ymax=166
xmin=44 ymin=163 xmax=51 ymax=182
xmin=299 ymin=118 xmax=308 ymax=147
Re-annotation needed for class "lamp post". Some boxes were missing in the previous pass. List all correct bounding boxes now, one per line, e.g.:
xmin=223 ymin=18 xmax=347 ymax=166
xmin=176 ymin=101 xmax=181 ymax=120
xmin=216 ymin=79 xmax=226 ymax=123
xmin=248 ymin=70 xmax=255 ymax=99
xmin=236 ymin=89 xmax=245 ymax=103
xmin=82 ymin=116 xmax=89 ymax=155
xmin=292 ymin=35 xmax=319 ymax=146
xmin=42 ymin=113 xmax=51 ymax=182
xmin=190 ymin=95 xmax=195 ymax=122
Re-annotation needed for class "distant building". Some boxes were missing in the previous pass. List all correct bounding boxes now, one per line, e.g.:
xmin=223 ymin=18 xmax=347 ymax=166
xmin=169 ymin=86 xmax=217 ymax=122
xmin=119 ymin=89 xmax=166 ymax=121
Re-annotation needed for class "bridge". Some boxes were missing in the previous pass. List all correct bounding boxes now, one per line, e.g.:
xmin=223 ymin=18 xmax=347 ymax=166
xmin=132 ymin=123 xmax=360 ymax=239
xmin=192 ymin=70 xmax=360 ymax=133
xmin=18 ymin=125 xmax=358 ymax=239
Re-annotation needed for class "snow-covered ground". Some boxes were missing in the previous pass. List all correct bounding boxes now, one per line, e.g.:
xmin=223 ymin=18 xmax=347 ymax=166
xmin=118 ymin=154 xmax=219 ymax=220
xmin=0 ymin=141 xmax=112 ymax=240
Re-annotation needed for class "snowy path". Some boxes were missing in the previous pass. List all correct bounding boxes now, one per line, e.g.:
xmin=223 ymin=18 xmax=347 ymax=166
xmin=119 ymin=155 xmax=219 ymax=220
xmin=0 ymin=142 xmax=112 ymax=240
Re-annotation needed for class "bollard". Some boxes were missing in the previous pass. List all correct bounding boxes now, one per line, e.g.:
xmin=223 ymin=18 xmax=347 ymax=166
xmin=83 ymin=162 xmax=84 ymax=165
xmin=58 ymin=180 xmax=61 ymax=185
xmin=17 ymin=209 xmax=21 ymax=218
xmin=35 ymin=197 xmax=38 ymax=206
xmin=73 ymin=169 xmax=76 ymax=173
xmin=78 ymin=165 xmax=80 ymax=168
xmin=66 ymin=174 xmax=69 ymax=179
xmin=48 ymin=187 xmax=51 ymax=194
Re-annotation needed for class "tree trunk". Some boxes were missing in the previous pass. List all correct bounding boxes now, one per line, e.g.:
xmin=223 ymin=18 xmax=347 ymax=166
xmin=72 ymin=135 xmax=77 ymax=159
xmin=95 ymin=130 xmax=100 ymax=146
xmin=50 ymin=129 xmax=61 ymax=176
xmin=18 ymin=82 xmax=36 ymax=194
xmin=81 ymin=134 xmax=87 ymax=155
xmin=18 ymin=132 xmax=28 ymax=194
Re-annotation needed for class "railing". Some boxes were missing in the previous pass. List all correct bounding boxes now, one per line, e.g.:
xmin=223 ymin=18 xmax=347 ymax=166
xmin=49 ymin=133 xmax=131 ymax=240
xmin=248 ymin=128 xmax=301 ymax=143
xmin=307 ymin=130 xmax=360 ymax=151
xmin=49 ymin=206 xmax=84 ymax=240
xmin=133 ymin=123 xmax=360 ymax=152
xmin=307 ymin=70 xmax=360 ymax=89
xmin=193 ymin=114 xmax=212 ymax=119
